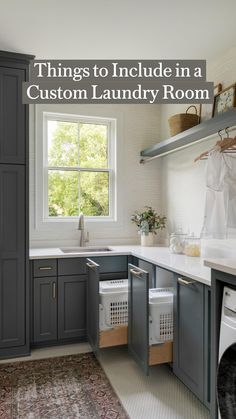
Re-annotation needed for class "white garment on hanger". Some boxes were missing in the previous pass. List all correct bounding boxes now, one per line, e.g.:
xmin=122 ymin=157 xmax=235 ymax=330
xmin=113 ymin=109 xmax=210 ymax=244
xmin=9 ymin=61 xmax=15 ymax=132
xmin=201 ymin=150 xmax=236 ymax=239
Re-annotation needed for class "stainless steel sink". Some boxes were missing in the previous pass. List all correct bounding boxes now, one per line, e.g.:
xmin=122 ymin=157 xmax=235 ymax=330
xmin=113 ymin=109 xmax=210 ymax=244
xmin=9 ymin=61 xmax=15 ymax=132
xmin=60 ymin=246 xmax=112 ymax=254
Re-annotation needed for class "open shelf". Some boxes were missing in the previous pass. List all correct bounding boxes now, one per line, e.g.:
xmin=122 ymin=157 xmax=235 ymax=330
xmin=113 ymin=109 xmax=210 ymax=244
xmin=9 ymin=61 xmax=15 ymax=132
xmin=140 ymin=107 xmax=236 ymax=159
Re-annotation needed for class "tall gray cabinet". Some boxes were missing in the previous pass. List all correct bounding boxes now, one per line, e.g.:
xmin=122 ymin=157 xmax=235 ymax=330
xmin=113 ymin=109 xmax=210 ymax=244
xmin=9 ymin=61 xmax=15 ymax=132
xmin=0 ymin=51 xmax=33 ymax=358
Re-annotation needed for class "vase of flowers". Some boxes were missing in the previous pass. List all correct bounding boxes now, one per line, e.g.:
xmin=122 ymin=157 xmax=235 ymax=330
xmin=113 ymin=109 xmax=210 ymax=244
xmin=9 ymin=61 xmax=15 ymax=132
xmin=131 ymin=206 xmax=167 ymax=247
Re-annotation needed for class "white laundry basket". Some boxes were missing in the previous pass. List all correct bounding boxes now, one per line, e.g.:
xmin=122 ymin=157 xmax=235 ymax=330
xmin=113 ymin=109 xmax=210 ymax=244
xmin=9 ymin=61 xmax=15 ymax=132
xmin=149 ymin=287 xmax=174 ymax=345
xmin=99 ymin=279 xmax=128 ymax=331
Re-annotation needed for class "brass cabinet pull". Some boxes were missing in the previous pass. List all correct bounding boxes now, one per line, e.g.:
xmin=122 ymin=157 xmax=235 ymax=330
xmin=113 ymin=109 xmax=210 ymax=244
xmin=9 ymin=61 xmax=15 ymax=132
xmin=52 ymin=282 xmax=56 ymax=299
xmin=39 ymin=266 xmax=53 ymax=271
xmin=86 ymin=262 xmax=96 ymax=268
xmin=130 ymin=268 xmax=143 ymax=278
xmin=178 ymin=277 xmax=196 ymax=286
xmin=86 ymin=259 xmax=99 ymax=269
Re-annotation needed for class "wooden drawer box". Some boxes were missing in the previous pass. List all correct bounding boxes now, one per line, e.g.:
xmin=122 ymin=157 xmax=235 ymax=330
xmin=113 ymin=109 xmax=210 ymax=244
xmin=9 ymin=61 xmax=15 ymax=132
xmin=149 ymin=341 xmax=173 ymax=366
xmin=99 ymin=325 xmax=173 ymax=368
xmin=99 ymin=325 xmax=128 ymax=348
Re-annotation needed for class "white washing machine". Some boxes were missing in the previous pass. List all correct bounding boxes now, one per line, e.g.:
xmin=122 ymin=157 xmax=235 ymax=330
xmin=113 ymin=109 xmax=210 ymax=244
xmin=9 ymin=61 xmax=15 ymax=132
xmin=217 ymin=286 xmax=236 ymax=419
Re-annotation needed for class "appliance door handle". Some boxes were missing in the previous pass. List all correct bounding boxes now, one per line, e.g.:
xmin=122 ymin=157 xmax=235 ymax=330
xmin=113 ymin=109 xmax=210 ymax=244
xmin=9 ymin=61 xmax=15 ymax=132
xmin=178 ymin=277 xmax=196 ymax=286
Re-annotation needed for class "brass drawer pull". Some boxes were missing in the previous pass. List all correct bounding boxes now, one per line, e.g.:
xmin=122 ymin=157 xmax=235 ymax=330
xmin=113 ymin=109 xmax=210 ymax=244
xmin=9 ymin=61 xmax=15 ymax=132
xmin=130 ymin=268 xmax=143 ymax=278
xmin=86 ymin=262 xmax=95 ymax=268
xmin=86 ymin=259 xmax=99 ymax=269
xmin=178 ymin=277 xmax=196 ymax=286
xmin=39 ymin=266 xmax=53 ymax=271
xmin=52 ymin=282 xmax=56 ymax=299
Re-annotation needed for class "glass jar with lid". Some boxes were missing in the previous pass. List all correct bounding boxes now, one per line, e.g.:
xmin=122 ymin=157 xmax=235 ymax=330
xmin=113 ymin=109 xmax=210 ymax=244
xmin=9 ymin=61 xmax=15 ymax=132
xmin=169 ymin=230 xmax=186 ymax=254
xmin=184 ymin=235 xmax=201 ymax=257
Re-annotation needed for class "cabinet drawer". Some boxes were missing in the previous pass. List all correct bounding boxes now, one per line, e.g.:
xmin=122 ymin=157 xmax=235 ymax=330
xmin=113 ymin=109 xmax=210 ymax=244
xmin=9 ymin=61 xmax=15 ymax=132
xmin=58 ymin=258 xmax=87 ymax=276
xmin=33 ymin=259 xmax=57 ymax=277
xmin=92 ymin=256 xmax=128 ymax=274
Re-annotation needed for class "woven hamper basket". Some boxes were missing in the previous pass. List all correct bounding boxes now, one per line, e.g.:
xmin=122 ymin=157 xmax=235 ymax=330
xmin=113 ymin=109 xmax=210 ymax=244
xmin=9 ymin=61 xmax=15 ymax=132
xmin=168 ymin=105 xmax=200 ymax=136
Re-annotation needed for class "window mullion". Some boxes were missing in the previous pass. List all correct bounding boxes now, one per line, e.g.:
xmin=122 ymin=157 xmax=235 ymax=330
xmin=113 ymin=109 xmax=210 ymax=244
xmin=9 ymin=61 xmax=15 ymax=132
xmin=47 ymin=166 xmax=112 ymax=173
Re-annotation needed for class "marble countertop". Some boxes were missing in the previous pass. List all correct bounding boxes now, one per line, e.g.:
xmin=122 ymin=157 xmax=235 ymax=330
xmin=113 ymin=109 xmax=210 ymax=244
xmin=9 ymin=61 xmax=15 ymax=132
xmin=30 ymin=245 xmax=211 ymax=286
xmin=204 ymin=258 xmax=236 ymax=277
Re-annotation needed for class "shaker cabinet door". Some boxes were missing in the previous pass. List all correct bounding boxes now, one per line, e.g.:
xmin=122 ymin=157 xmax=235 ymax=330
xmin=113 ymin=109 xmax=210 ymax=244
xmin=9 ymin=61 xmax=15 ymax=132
xmin=33 ymin=277 xmax=57 ymax=343
xmin=0 ymin=67 xmax=26 ymax=164
xmin=128 ymin=263 xmax=149 ymax=375
xmin=58 ymin=275 xmax=86 ymax=340
xmin=86 ymin=258 xmax=100 ymax=354
xmin=0 ymin=165 xmax=25 ymax=348
xmin=173 ymin=276 xmax=204 ymax=401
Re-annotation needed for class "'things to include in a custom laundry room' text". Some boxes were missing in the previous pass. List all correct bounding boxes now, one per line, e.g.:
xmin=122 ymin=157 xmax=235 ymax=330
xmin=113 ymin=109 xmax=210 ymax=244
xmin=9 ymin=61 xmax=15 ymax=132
xmin=22 ymin=60 xmax=214 ymax=104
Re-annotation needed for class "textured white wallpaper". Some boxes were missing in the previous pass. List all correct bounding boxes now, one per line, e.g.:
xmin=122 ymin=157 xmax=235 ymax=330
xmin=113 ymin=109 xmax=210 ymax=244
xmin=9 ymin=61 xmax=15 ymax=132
xmin=160 ymin=45 xmax=236 ymax=246
xmin=30 ymin=104 xmax=162 ymax=247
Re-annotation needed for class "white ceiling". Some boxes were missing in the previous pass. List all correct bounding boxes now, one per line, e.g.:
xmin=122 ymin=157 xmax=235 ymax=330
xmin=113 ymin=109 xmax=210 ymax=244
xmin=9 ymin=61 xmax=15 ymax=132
xmin=0 ymin=0 xmax=236 ymax=60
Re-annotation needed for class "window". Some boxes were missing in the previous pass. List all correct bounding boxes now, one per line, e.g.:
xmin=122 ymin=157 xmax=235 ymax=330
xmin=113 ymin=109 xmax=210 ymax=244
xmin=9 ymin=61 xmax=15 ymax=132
xmin=43 ymin=113 xmax=116 ymax=220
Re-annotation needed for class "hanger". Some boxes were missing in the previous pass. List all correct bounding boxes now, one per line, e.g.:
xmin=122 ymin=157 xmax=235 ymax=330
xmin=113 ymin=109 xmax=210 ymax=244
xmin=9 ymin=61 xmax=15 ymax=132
xmin=194 ymin=129 xmax=236 ymax=162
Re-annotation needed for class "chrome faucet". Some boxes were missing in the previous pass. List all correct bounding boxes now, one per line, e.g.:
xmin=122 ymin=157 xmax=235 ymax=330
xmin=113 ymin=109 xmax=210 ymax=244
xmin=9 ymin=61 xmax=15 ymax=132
xmin=78 ymin=213 xmax=89 ymax=247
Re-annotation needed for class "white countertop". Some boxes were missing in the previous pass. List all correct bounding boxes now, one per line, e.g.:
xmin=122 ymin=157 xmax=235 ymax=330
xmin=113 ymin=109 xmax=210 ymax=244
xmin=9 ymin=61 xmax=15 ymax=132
xmin=30 ymin=245 xmax=211 ymax=286
xmin=204 ymin=258 xmax=236 ymax=277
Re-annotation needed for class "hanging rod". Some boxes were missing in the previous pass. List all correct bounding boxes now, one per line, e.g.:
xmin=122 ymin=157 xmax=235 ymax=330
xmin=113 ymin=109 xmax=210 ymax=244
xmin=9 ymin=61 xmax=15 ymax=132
xmin=140 ymin=124 xmax=236 ymax=165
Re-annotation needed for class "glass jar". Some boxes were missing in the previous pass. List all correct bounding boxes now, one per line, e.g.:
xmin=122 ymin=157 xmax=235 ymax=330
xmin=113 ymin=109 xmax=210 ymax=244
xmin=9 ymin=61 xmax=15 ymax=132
xmin=184 ymin=235 xmax=201 ymax=257
xmin=169 ymin=231 xmax=186 ymax=254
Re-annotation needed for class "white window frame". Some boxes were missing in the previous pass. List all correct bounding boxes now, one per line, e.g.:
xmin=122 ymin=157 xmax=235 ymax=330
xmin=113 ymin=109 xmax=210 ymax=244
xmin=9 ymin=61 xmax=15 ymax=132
xmin=43 ymin=112 xmax=117 ymax=222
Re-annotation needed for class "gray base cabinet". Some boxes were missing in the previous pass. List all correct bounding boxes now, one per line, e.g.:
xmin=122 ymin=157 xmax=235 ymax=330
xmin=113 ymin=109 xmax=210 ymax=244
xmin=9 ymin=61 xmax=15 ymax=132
xmin=173 ymin=275 xmax=211 ymax=407
xmin=128 ymin=263 xmax=149 ymax=375
xmin=32 ymin=256 xmax=128 ymax=347
xmin=128 ymin=263 xmax=173 ymax=375
xmin=86 ymin=259 xmax=100 ymax=353
xmin=33 ymin=277 xmax=57 ymax=342
xmin=32 ymin=260 xmax=87 ymax=344
xmin=86 ymin=256 xmax=129 ymax=354
xmin=58 ymin=275 xmax=86 ymax=340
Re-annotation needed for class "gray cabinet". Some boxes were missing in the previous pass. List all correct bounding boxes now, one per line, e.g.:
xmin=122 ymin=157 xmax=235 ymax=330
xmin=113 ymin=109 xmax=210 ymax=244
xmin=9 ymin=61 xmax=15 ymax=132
xmin=0 ymin=66 xmax=26 ymax=164
xmin=58 ymin=275 xmax=86 ymax=340
xmin=33 ymin=259 xmax=57 ymax=277
xmin=86 ymin=256 xmax=130 ymax=355
xmin=0 ymin=51 xmax=34 ymax=359
xmin=32 ymin=259 xmax=87 ymax=344
xmin=204 ymin=285 xmax=211 ymax=409
xmin=173 ymin=275 xmax=211 ymax=407
xmin=128 ymin=263 xmax=173 ymax=375
xmin=32 ymin=255 xmax=129 ymax=346
xmin=33 ymin=276 xmax=57 ymax=343
xmin=128 ymin=263 xmax=149 ymax=374
xmin=0 ymin=165 xmax=25 ymax=349
xmin=86 ymin=259 xmax=100 ymax=353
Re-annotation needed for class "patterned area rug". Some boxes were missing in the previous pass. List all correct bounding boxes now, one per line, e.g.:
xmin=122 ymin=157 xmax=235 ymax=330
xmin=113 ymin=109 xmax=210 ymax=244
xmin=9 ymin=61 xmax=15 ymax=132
xmin=0 ymin=353 xmax=129 ymax=419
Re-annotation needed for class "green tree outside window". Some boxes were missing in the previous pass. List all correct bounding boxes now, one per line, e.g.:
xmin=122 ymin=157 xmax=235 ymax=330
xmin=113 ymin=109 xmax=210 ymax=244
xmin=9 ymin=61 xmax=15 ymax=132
xmin=47 ymin=120 xmax=110 ymax=217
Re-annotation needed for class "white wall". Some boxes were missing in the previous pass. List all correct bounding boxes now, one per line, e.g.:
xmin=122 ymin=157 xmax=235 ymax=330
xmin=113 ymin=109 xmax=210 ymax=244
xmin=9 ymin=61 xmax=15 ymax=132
xmin=160 ymin=45 xmax=236 ymax=247
xmin=30 ymin=104 xmax=162 ymax=247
